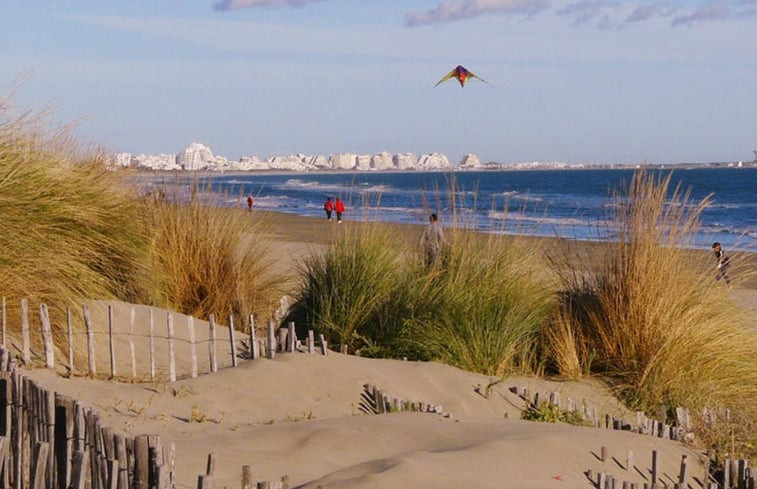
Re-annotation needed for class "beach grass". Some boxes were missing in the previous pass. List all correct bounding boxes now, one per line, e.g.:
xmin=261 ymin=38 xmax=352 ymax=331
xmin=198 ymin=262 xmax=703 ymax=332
xmin=0 ymin=100 xmax=151 ymax=325
xmin=287 ymin=183 xmax=557 ymax=374
xmin=544 ymin=169 xmax=757 ymax=459
xmin=146 ymin=183 xmax=288 ymax=327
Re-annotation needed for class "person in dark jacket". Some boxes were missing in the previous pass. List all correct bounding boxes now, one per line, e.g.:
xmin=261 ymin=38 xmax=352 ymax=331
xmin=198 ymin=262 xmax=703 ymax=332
xmin=712 ymin=242 xmax=731 ymax=284
xmin=419 ymin=213 xmax=446 ymax=267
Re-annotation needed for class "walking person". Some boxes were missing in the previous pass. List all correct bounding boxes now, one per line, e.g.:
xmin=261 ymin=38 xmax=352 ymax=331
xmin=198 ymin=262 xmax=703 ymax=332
xmin=419 ymin=213 xmax=446 ymax=267
xmin=712 ymin=242 xmax=731 ymax=284
xmin=335 ymin=197 xmax=345 ymax=223
xmin=247 ymin=195 xmax=254 ymax=212
xmin=323 ymin=197 xmax=333 ymax=220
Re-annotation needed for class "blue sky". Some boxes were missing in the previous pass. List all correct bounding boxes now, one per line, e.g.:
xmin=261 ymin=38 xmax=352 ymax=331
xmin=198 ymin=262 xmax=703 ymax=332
xmin=2 ymin=0 xmax=756 ymax=164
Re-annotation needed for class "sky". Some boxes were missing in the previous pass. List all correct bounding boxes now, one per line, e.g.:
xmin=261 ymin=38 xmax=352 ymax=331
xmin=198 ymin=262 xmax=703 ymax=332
xmin=1 ymin=0 xmax=756 ymax=165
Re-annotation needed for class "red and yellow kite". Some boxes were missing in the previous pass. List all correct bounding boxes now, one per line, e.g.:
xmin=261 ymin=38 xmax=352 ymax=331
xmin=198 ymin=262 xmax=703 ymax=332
xmin=434 ymin=65 xmax=492 ymax=87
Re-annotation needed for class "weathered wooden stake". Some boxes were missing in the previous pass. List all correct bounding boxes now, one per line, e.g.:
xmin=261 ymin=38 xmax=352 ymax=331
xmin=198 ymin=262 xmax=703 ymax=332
xmin=197 ymin=475 xmax=213 ymax=489
xmin=626 ymin=450 xmax=634 ymax=472
xmin=308 ymin=330 xmax=315 ymax=354
xmin=287 ymin=321 xmax=296 ymax=352
xmin=319 ymin=334 xmax=328 ymax=355
xmin=1 ymin=296 xmax=5 ymax=346
xmin=601 ymin=446 xmax=608 ymax=462
xmin=67 ymin=307 xmax=75 ymax=374
xmin=208 ymin=314 xmax=218 ymax=373
xmin=242 ymin=465 xmax=253 ymax=489
xmin=651 ymin=450 xmax=659 ymax=486
xmin=188 ymin=317 xmax=198 ymax=379
xmin=249 ymin=314 xmax=258 ymax=360
xmin=205 ymin=453 xmax=215 ymax=475
xmin=109 ymin=305 xmax=117 ymax=378
xmin=229 ymin=315 xmax=238 ymax=367
xmin=70 ymin=451 xmax=89 ymax=489
xmin=40 ymin=304 xmax=55 ymax=369
xmin=129 ymin=307 xmax=137 ymax=378
xmin=167 ymin=313 xmax=176 ymax=382
xmin=678 ymin=454 xmax=688 ymax=487
xmin=106 ymin=459 xmax=119 ymax=489
xmin=21 ymin=299 xmax=30 ymax=365
xmin=30 ymin=441 xmax=50 ymax=489
xmin=149 ymin=308 xmax=156 ymax=380
xmin=267 ymin=322 xmax=276 ymax=360
xmin=83 ymin=305 xmax=96 ymax=376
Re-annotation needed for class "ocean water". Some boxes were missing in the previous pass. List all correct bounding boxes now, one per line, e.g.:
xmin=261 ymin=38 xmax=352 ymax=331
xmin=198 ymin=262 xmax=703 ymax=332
xmin=192 ymin=168 xmax=756 ymax=252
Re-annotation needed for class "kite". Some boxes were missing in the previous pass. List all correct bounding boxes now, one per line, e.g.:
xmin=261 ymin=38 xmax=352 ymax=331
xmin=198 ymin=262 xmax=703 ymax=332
xmin=434 ymin=65 xmax=492 ymax=87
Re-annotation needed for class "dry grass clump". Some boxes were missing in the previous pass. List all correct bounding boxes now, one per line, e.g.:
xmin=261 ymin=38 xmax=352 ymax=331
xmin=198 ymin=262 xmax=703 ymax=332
xmin=0 ymin=101 xmax=151 ymax=317
xmin=147 ymin=185 xmax=286 ymax=326
xmin=545 ymin=169 xmax=757 ymax=459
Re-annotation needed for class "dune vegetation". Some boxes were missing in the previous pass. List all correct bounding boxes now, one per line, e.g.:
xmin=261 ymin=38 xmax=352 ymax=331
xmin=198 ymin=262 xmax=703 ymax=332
xmin=2 ymin=97 xmax=754 ymax=462
xmin=288 ymin=185 xmax=557 ymax=376
xmin=147 ymin=185 xmax=287 ymax=327
xmin=544 ymin=169 xmax=757 ymax=460
xmin=0 ymin=100 xmax=285 ymax=334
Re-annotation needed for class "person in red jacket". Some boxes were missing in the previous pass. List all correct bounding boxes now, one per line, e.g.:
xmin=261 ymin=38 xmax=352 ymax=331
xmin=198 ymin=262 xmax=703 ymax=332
xmin=335 ymin=197 xmax=345 ymax=223
xmin=246 ymin=195 xmax=253 ymax=212
xmin=323 ymin=197 xmax=333 ymax=220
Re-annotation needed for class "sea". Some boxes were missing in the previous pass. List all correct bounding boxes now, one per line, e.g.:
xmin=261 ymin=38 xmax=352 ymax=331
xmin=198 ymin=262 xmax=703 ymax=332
xmin=181 ymin=167 xmax=756 ymax=252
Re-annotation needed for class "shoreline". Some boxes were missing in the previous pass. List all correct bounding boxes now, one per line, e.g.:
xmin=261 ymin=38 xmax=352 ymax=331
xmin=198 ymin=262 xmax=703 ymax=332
xmin=257 ymin=209 xmax=757 ymax=292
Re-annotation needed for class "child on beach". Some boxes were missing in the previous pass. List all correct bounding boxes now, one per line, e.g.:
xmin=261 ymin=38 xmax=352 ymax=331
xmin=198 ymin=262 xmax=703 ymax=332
xmin=712 ymin=242 xmax=731 ymax=284
xmin=324 ymin=197 xmax=333 ymax=220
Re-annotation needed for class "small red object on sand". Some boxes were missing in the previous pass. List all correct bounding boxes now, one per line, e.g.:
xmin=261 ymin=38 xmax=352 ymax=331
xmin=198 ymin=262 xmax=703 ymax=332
xmin=552 ymin=474 xmax=563 ymax=481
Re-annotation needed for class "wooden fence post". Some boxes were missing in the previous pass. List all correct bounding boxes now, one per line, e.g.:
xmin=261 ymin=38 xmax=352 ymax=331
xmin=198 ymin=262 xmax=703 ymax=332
xmin=30 ymin=441 xmax=50 ymax=489
xmin=129 ymin=307 xmax=137 ymax=379
xmin=228 ymin=315 xmax=238 ymax=368
xmin=67 ymin=307 xmax=75 ymax=375
xmin=249 ymin=315 xmax=258 ymax=360
xmin=70 ymin=451 xmax=89 ymax=489
xmin=149 ymin=309 xmax=156 ymax=380
xmin=83 ymin=306 xmax=96 ymax=376
xmin=1 ymin=296 xmax=5 ymax=346
xmin=21 ymin=299 xmax=30 ymax=366
xmin=267 ymin=322 xmax=276 ymax=360
xmin=108 ymin=305 xmax=117 ymax=378
xmin=308 ymin=330 xmax=314 ymax=354
xmin=678 ymin=454 xmax=688 ymax=487
xmin=40 ymin=304 xmax=54 ymax=369
xmin=208 ymin=314 xmax=218 ymax=373
xmin=287 ymin=322 xmax=296 ymax=353
xmin=188 ymin=317 xmax=198 ymax=379
xmin=167 ymin=314 xmax=176 ymax=383
xmin=319 ymin=334 xmax=328 ymax=356
xmin=651 ymin=450 xmax=659 ymax=486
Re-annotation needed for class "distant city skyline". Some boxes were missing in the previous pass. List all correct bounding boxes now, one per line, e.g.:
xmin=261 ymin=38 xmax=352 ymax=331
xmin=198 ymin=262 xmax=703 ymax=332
xmin=2 ymin=0 xmax=756 ymax=165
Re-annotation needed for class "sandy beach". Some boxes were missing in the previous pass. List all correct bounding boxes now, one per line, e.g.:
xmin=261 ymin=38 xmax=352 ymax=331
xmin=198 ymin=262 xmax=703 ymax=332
xmin=10 ymin=209 xmax=752 ymax=489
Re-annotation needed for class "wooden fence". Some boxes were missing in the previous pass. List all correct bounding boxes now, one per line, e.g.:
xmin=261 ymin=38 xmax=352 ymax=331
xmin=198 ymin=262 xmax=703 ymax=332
xmin=3 ymin=299 xmax=328 ymax=382
xmin=0 ymin=346 xmax=172 ymax=489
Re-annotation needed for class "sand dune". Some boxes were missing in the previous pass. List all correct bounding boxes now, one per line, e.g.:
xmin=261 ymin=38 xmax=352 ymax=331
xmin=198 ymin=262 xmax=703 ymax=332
xmin=15 ymin=211 xmax=755 ymax=488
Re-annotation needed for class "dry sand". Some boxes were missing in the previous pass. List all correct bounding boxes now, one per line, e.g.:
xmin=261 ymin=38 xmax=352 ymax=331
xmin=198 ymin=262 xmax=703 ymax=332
xmin=19 ymin=210 xmax=757 ymax=489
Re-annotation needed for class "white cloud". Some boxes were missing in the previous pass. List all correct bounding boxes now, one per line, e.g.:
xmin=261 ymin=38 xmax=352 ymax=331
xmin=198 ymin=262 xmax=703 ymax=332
xmin=213 ymin=0 xmax=328 ymax=11
xmin=404 ymin=0 xmax=550 ymax=26
xmin=403 ymin=0 xmax=757 ymax=27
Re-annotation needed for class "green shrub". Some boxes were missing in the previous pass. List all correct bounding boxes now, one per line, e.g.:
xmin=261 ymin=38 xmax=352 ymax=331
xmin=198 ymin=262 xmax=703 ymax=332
xmin=521 ymin=402 xmax=587 ymax=425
